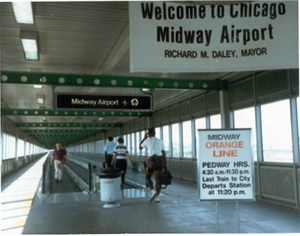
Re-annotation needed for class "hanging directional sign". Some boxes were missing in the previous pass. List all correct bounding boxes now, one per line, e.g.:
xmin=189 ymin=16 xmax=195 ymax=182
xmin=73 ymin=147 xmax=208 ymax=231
xmin=56 ymin=94 xmax=152 ymax=110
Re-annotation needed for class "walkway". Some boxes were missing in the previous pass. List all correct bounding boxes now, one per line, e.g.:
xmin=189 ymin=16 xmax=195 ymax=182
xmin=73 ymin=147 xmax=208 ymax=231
xmin=1 ymin=154 xmax=300 ymax=234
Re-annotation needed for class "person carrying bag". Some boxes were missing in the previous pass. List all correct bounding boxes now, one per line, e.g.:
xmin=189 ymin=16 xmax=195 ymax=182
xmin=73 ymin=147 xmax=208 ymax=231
xmin=139 ymin=128 xmax=167 ymax=202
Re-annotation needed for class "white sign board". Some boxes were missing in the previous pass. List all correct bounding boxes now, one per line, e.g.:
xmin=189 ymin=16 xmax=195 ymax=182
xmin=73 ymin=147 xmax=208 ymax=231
xmin=198 ymin=129 xmax=255 ymax=201
xmin=129 ymin=1 xmax=298 ymax=72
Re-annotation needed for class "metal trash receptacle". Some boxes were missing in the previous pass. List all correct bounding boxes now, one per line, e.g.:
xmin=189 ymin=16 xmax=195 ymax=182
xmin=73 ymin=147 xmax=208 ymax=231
xmin=98 ymin=167 xmax=123 ymax=208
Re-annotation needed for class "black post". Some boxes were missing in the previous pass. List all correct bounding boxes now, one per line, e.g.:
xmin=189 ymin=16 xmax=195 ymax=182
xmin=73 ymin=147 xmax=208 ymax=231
xmin=88 ymin=163 xmax=92 ymax=192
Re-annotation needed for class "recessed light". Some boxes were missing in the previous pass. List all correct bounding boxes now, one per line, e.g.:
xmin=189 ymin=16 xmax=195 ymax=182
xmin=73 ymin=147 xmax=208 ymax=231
xmin=12 ymin=2 xmax=34 ymax=24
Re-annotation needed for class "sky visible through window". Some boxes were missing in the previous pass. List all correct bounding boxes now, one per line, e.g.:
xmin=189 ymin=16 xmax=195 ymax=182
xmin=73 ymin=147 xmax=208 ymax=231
xmin=261 ymin=99 xmax=293 ymax=162
xmin=234 ymin=107 xmax=257 ymax=161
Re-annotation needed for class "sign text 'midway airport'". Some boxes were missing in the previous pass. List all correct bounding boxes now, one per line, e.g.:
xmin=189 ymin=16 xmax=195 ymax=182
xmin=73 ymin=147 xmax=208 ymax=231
xmin=56 ymin=94 xmax=152 ymax=110
xmin=198 ymin=129 xmax=255 ymax=201
xmin=129 ymin=1 xmax=298 ymax=72
xmin=142 ymin=2 xmax=280 ymax=46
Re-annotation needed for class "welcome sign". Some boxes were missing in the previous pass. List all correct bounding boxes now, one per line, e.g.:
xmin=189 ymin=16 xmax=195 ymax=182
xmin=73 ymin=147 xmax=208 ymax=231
xmin=197 ymin=129 xmax=255 ymax=201
xmin=129 ymin=1 xmax=298 ymax=72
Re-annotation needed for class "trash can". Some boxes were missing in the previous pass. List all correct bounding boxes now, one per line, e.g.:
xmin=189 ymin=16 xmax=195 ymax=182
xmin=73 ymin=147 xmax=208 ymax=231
xmin=98 ymin=167 xmax=123 ymax=208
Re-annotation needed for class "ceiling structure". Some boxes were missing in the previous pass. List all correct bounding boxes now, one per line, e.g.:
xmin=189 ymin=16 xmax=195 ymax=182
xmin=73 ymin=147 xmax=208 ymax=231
xmin=1 ymin=2 xmax=254 ymax=148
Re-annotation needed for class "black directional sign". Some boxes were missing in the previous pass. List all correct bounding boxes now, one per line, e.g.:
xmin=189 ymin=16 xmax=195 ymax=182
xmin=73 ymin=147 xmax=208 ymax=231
xmin=56 ymin=94 xmax=152 ymax=110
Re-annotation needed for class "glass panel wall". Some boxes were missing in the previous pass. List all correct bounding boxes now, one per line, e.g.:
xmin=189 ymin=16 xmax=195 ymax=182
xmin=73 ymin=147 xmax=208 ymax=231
xmin=132 ymin=132 xmax=137 ymax=156
xmin=210 ymin=114 xmax=221 ymax=128
xmin=141 ymin=130 xmax=147 ymax=156
xmin=182 ymin=120 xmax=192 ymax=158
xmin=5 ymin=134 xmax=16 ymax=159
xmin=17 ymin=138 xmax=25 ymax=157
xmin=25 ymin=142 xmax=30 ymax=155
xmin=297 ymin=97 xmax=300 ymax=153
xmin=195 ymin=117 xmax=206 ymax=158
xmin=155 ymin=127 xmax=161 ymax=140
xmin=162 ymin=125 xmax=170 ymax=157
xmin=234 ymin=107 xmax=257 ymax=161
xmin=127 ymin=134 xmax=132 ymax=155
xmin=172 ymin=123 xmax=180 ymax=157
xmin=136 ymin=132 xmax=141 ymax=157
xmin=261 ymin=99 xmax=293 ymax=162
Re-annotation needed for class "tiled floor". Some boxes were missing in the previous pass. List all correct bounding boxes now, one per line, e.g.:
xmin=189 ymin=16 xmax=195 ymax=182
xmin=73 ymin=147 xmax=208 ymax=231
xmin=2 ymin=154 xmax=300 ymax=234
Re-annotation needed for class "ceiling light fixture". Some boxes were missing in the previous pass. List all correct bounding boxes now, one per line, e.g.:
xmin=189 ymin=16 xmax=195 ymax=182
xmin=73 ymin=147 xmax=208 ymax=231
xmin=20 ymin=30 xmax=39 ymax=61
xmin=12 ymin=2 xmax=34 ymax=24
xmin=36 ymin=95 xmax=45 ymax=105
xmin=141 ymin=88 xmax=152 ymax=95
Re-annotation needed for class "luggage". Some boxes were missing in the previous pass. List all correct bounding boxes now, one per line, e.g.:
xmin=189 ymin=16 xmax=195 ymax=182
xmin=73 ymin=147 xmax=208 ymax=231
xmin=160 ymin=170 xmax=172 ymax=189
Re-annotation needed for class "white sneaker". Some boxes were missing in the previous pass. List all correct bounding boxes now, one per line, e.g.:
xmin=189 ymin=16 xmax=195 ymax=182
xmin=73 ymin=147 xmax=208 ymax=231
xmin=154 ymin=197 xmax=160 ymax=203
xmin=149 ymin=190 xmax=158 ymax=201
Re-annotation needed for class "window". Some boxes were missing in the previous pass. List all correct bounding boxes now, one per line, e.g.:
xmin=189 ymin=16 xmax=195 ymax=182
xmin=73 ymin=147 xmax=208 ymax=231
xmin=140 ymin=130 xmax=147 ymax=156
xmin=195 ymin=117 xmax=206 ymax=157
xmin=126 ymin=134 xmax=131 ymax=154
xmin=136 ymin=132 xmax=141 ymax=157
xmin=124 ymin=134 xmax=128 ymax=147
xmin=162 ymin=125 xmax=170 ymax=157
xmin=17 ymin=138 xmax=25 ymax=157
xmin=25 ymin=141 xmax=30 ymax=155
xmin=83 ymin=144 xmax=88 ymax=153
xmin=1 ymin=133 xmax=6 ymax=160
xmin=172 ymin=123 xmax=180 ymax=157
xmin=2 ymin=133 xmax=16 ymax=159
xmin=210 ymin=114 xmax=221 ymax=128
xmin=95 ymin=140 xmax=105 ymax=153
xmin=298 ymin=97 xmax=300 ymax=153
xmin=182 ymin=120 xmax=192 ymax=158
xmin=132 ymin=132 xmax=137 ymax=156
xmin=155 ymin=127 xmax=161 ymax=139
xmin=261 ymin=99 xmax=293 ymax=162
xmin=234 ymin=107 xmax=257 ymax=161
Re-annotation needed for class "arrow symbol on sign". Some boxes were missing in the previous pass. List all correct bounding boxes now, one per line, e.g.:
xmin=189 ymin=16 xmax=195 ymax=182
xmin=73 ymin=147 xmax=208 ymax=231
xmin=131 ymin=98 xmax=139 ymax=107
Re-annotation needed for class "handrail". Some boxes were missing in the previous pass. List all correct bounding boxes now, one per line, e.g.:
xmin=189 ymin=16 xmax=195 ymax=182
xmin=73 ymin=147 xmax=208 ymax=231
xmin=42 ymin=155 xmax=51 ymax=194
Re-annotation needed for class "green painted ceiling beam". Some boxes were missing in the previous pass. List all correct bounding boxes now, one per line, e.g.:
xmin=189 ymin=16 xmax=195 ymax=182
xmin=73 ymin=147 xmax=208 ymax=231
xmin=25 ymin=129 xmax=103 ymax=134
xmin=29 ymin=134 xmax=93 ymax=149
xmin=1 ymin=109 xmax=151 ymax=117
xmin=1 ymin=71 xmax=226 ymax=90
xmin=28 ymin=130 xmax=100 ymax=148
xmin=17 ymin=122 xmax=120 ymax=128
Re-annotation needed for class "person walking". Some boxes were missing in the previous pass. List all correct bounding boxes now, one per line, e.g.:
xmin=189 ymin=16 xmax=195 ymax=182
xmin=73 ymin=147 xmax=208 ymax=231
xmin=51 ymin=143 xmax=67 ymax=183
xmin=139 ymin=128 xmax=167 ymax=202
xmin=112 ymin=137 xmax=131 ymax=189
xmin=104 ymin=136 xmax=116 ymax=168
